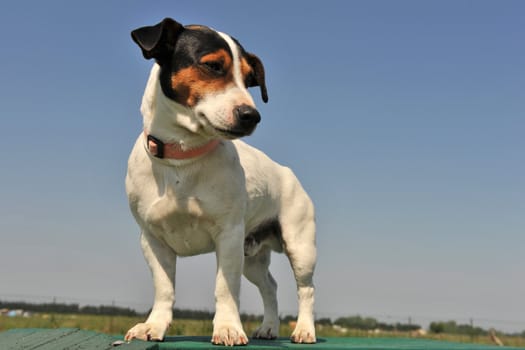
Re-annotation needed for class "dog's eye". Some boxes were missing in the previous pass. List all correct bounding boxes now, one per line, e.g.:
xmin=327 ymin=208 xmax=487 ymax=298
xmin=202 ymin=61 xmax=225 ymax=75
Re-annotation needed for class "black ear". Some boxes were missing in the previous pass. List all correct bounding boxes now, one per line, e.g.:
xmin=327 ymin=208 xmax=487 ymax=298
xmin=245 ymin=53 xmax=268 ymax=103
xmin=131 ymin=18 xmax=184 ymax=64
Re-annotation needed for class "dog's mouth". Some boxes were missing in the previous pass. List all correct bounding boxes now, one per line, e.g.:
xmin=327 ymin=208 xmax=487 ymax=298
xmin=195 ymin=110 xmax=258 ymax=139
xmin=213 ymin=127 xmax=254 ymax=139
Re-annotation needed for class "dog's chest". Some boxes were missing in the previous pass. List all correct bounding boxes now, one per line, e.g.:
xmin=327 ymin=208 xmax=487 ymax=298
xmin=133 ymin=167 xmax=223 ymax=256
xmin=144 ymin=189 xmax=219 ymax=255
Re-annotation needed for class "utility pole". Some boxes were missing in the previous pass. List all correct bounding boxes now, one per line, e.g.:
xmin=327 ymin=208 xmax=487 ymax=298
xmin=470 ymin=318 xmax=474 ymax=342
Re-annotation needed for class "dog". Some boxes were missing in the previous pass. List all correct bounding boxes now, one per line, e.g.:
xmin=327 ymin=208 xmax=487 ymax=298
xmin=124 ymin=18 xmax=317 ymax=346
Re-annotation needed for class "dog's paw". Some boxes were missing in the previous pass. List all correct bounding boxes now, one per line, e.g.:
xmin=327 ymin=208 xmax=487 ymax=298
xmin=211 ymin=323 xmax=248 ymax=346
xmin=125 ymin=322 xmax=168 ymax=342
xmin=290 ymin=322 xmax=316 ymax=344
xmin=252 ymin=321 xmax=279 ymax=339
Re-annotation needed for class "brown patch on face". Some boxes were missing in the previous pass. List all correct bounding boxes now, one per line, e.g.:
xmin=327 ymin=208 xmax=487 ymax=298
xmin=240 ymin=57 xmax=254 ymax=83
xmin=170 ymin=49 xmax=235 ymax=107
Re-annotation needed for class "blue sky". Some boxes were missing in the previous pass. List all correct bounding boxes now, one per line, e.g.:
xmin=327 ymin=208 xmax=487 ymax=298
xmin=0 ymin=1 xmax=523 ymax=332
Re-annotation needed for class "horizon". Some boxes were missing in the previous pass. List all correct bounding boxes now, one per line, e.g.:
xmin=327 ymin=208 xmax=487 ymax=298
xmin=1 ymin=296 xmax=522 ymax=335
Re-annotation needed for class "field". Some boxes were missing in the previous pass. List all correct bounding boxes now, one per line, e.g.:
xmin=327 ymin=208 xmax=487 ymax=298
xmin=1 ymin=314 xmax=524 ymax=348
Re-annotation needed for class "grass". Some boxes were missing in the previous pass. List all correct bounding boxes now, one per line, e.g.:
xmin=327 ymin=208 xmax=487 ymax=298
xmin=1 ymin=314 xmax=524 ymax=348
xmin=0 ymin=314 xmax=143 ymax=335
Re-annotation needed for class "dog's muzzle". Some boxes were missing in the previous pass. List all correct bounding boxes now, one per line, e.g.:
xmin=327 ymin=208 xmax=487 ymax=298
xmin=211 ymin=105 xmax=261 ymax=138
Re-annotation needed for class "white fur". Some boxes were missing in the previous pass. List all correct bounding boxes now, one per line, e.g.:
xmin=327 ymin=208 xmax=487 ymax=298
xmin=125 ymin=32 xmax=317 ymax=345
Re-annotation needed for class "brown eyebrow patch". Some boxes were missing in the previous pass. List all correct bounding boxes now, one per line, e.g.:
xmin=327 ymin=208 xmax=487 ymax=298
xmin=170 ymin=49 xmax=235 ymax=107
xmin=199 ymin=49 xmax=232 ymax=69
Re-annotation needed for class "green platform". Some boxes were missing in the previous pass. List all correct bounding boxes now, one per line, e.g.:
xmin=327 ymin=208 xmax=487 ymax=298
xmin=0 ymin=328 xmax=147 ymax=349
xmin=0 ymin=329 xmax=522 ymax=350
xmin=147 ymin=335 xmax=523 ymax=350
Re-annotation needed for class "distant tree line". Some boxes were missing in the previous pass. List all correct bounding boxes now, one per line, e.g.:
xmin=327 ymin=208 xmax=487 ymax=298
xmin=0 ymin=300 xmax=263 ymax=322
xmin=2 ymin=300 xmax=523 ymax=337
xmin=0 ymin=300 xmax=137 ymax=317
xmin=429 ymin=320 xmax=487 ymax=336
xmin=333 ymin=315 xmax=420 ymax=332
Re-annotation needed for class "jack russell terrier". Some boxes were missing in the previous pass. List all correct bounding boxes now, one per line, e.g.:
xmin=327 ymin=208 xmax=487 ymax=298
xmin=125 ymin=17 xmax=317 ymax=345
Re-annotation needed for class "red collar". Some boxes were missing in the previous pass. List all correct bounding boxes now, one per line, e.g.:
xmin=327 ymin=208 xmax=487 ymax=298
xmin=145 ymin=132 xmax=220 ymax=160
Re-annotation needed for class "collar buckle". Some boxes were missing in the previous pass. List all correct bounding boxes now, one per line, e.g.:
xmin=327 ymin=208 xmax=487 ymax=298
xmin=147 ymin=134 xmax=165 ymax=158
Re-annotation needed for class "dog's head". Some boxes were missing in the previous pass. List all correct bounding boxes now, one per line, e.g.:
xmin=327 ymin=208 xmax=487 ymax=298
xmin=131 ymin=18 xmax=268 ymax=139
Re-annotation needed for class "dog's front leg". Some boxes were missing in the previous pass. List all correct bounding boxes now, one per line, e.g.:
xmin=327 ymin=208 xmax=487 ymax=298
xmin=126 ymin=231 xmax=176 ymax=341
xmin=211 ymin=223 xmax=248 ymax=346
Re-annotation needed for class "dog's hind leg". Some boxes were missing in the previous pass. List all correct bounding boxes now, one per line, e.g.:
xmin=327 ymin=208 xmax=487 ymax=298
xmin=283 ymin=219 xmax=316 ymax=343
xmin=243 ymin=247 xmax=280 ymax=339
xmin=279 ymin=175 xmax=317 ymax=343
xmin=284 ymin=228 xmax=316 ymax=343
xmin=125 ymin=231 xmax=176 ymax=341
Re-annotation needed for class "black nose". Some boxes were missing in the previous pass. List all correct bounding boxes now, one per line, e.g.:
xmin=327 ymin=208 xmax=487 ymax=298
xmin=235 ymin=104 xmax=261 ymax=130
